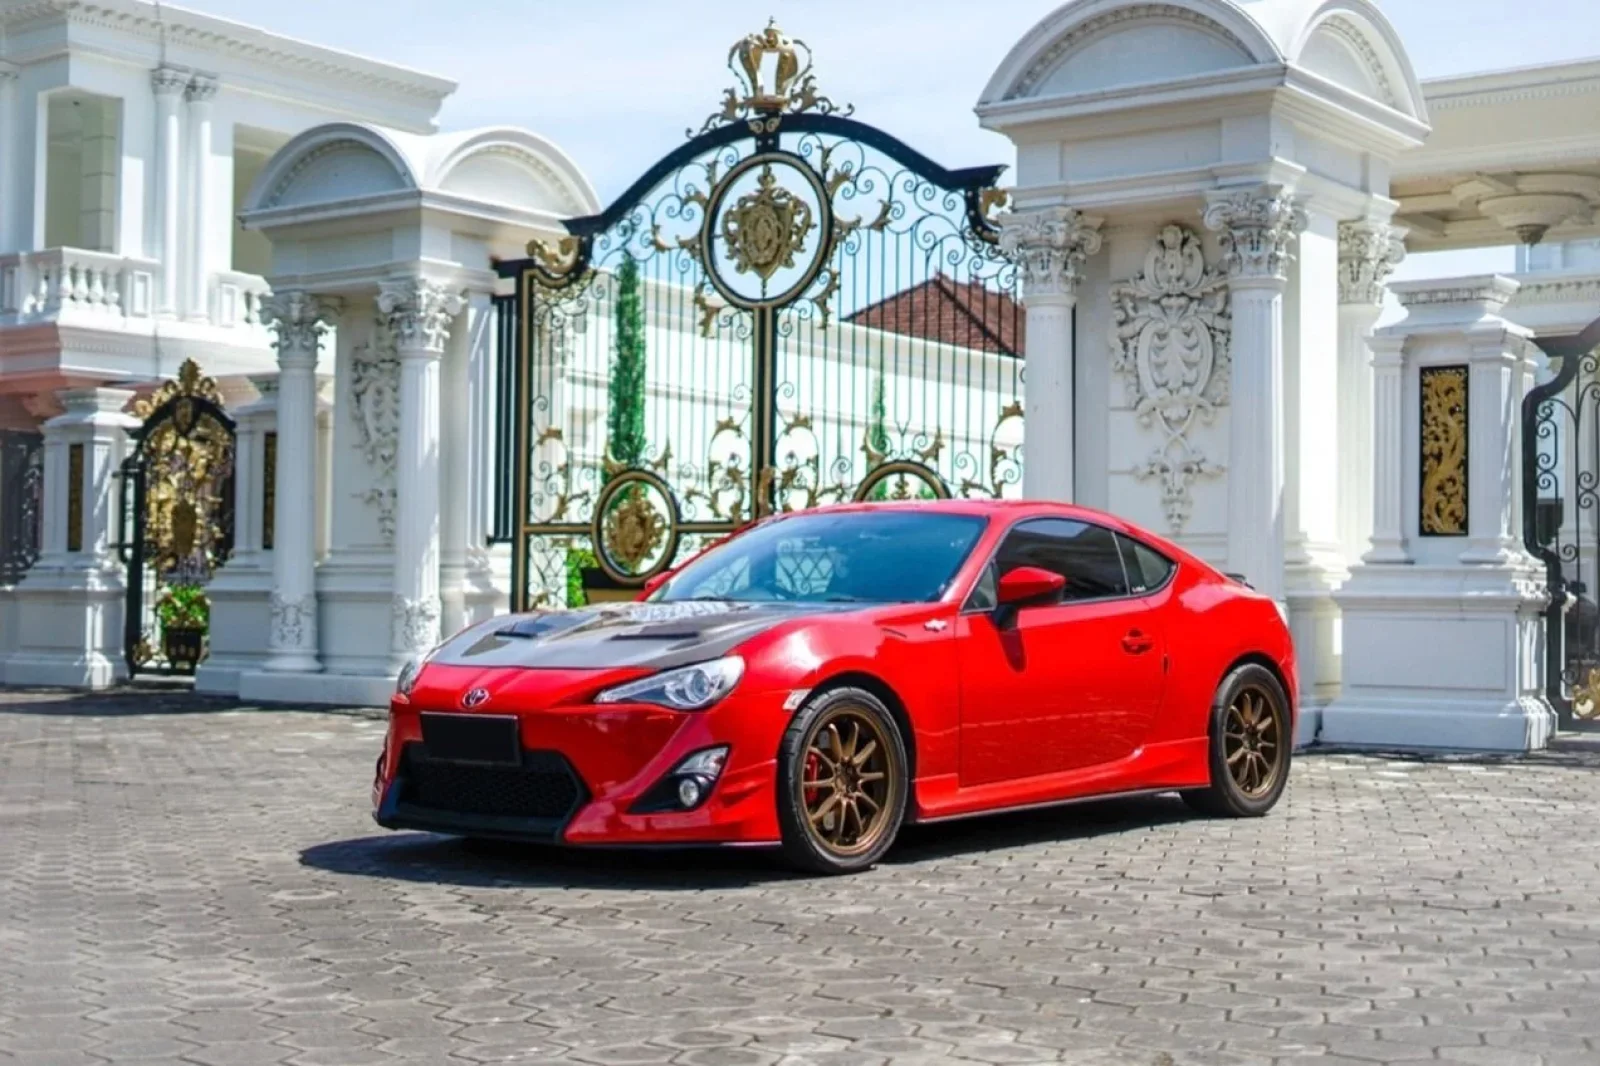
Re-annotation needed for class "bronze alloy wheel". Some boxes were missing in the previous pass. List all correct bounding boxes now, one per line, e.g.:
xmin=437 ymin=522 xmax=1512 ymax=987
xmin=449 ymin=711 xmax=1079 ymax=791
xmin=1222 ymin=685 xmax=1285 ymax=799
xmin=797 ymin=704 xmax=900 ymax=858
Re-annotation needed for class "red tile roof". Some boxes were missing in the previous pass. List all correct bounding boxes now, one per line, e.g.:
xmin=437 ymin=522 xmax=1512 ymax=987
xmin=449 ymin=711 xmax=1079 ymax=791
xmin=845 ymin=274 xmax=1024 ymax=357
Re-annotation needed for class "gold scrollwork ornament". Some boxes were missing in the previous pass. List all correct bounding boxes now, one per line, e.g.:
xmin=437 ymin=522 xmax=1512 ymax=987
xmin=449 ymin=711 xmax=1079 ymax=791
xmin=1420 ymin=366 xmax=1468 ymax=536
xmin=721 ymin=165 xmax=813 ymax=283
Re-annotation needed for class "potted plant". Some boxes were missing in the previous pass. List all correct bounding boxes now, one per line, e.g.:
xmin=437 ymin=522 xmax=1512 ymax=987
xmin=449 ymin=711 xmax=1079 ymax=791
xmin=155 ymin=583 xmax=209 ymax=673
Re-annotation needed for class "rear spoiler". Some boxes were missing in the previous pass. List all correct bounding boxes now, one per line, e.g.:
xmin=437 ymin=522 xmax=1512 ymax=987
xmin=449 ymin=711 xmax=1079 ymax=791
xmin=1223 ymin=572 xmax=1253 ymax=588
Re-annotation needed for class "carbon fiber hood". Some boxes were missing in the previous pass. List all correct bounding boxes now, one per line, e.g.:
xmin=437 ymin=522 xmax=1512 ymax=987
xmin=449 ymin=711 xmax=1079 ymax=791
xmin=430 ymin=600 xmax=856 ymax=671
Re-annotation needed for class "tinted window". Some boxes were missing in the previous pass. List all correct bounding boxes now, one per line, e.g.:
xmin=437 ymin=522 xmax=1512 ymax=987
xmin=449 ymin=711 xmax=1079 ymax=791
xmin=995 ymin=518 xmax=1129 ymax=601
xmin=654 ymin=510 xmax=987 ymax=605
xmin=966 ymin=563 xmax=998 ymax=612
xmin=1118 ymin=534 xmax=1175 ymax=594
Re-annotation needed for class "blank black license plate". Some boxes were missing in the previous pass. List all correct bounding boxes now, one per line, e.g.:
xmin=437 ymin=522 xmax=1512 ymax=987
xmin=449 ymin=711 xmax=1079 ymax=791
xmin=420 ymin=713 xmax=521 ymax=765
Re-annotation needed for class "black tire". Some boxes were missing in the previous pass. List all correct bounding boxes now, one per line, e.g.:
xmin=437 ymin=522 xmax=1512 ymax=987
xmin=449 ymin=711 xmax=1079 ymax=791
xmin=1181 ymin=663 xmax=1292 ymax=818
xmin=776 ymin=686 xmax=909 ymax=875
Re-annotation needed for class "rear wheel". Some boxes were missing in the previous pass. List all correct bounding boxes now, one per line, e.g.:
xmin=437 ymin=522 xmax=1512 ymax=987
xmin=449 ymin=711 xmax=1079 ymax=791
xmin=1182 ymin=664 xmax=1291 ymax=817
xmin=776 ymin=687 xmax=908 ymax=875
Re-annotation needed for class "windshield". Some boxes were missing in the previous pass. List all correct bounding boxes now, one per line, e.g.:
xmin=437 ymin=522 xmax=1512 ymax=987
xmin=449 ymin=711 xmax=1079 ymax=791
xmin=652 ymin=510 xmax=987 ymax=605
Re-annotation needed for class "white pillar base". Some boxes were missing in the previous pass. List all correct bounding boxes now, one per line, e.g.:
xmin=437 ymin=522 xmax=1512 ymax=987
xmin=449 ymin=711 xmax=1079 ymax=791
xmin=3 ymin=575 xmax=127 ymax=689
xmin=193 ymin=559 xmax=275 ymax=695
xmin=238 ymin=668 xmax=395 ymax=709
xmin=1324 ymin=563 xmax=1556 ymax=753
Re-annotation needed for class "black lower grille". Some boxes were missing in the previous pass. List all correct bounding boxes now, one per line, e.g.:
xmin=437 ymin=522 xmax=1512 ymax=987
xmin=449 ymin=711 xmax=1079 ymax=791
xmin=398 ymin=744 xmax=583 ymax=821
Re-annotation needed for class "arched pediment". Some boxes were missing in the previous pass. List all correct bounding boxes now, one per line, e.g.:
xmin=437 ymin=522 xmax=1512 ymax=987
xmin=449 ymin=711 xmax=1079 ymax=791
xmin=981 ymin=0 xmax=1282 ymax=104
xmin=1290 ymin=4 xmax=1428 ymax=121
xmin=247 ymin=123 xmax=420 ymax=213
xmin=428 ymin=129 xmax=601 ymax=217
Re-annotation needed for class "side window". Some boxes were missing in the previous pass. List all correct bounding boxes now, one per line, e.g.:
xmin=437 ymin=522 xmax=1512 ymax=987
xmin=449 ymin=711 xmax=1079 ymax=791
xmin=1117 ymin=534 xmax=1176 ymax=595
xmin=994 ymin=518 xmax=1129 ymax=602
xmin=965 ymin=562 xmax=998 ymax=612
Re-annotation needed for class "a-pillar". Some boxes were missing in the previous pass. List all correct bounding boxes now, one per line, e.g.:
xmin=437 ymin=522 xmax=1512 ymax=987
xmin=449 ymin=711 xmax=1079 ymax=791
xmin=998 ymin=206 xmax=1102 ymax=501
xmin=150 ymin=66 xmax=186 ymax=318
xmin=195 ymin=376 xmax=278 ymax=694
xmin=258 ymin=291 xmax=338 ymax=674
xmin=1336 ymin=220 xmax=1406 ymax=563
xmin=1202 ymin=185 xmax=1306 ymax=606
xmin=184 ymin=74 xmax=218 ymax=323
xmin=5 ymin=388 xmax=139 ymax=688
xmin=379 ymin=277 xmax=465 ymax=669
xmin=1326 ymin=276 xmax=1555 ymax=752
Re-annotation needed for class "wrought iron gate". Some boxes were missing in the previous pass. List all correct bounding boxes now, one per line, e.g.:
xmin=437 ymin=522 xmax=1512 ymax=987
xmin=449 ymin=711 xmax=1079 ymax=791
xmin=495 ymin=21 xmax=1024 ymax=610
xmin=1522 ymin=313 xmax=1600 ymax=725
xmin=0 ymin=429 xmax=44 ymax=585
xmin=118 ymin=360 xmax=236 ymax=675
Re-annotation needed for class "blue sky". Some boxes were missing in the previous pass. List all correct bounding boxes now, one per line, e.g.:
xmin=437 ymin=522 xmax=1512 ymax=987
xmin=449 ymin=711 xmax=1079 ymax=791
xmin=179 ymin=0 xmax=1600 ymax=282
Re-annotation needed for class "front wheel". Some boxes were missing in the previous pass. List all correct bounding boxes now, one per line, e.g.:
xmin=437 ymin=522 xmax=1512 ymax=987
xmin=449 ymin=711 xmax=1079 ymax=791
xmin=1182 ymin=663 xmax=1292 ymax=818
xmin=776 ymin=687 xmax=909 ymax=875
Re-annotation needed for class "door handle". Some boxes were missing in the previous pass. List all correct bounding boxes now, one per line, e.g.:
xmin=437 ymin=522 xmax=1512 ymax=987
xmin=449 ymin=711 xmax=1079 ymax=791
xmin=1121 ymin=629 xmax=1153 ymax=654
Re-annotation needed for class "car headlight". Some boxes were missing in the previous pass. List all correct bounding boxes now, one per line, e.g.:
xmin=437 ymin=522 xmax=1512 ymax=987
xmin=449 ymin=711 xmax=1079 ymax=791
xmin=395 ymin=657 xmax=423 ymax=697
xmin=594 ymin=656 xmax=744 ymax=711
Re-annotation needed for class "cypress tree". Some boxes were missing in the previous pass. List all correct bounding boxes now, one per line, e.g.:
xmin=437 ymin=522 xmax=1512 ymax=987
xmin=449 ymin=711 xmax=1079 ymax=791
xmin=608 ymin=257 xmax=648 ymax=468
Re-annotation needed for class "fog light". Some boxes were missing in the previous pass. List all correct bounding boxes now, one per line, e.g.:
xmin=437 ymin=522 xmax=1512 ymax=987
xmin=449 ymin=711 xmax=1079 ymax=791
xmin=677 ymin=777 xmax=704 ymax=808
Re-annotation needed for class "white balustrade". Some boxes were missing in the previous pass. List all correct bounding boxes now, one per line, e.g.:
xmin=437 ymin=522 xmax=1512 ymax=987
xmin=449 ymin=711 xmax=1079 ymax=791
xmin=0 ymin=248 xmax=158 ymax=320
xmin=213 ymin=271 xmax=273 ymax=329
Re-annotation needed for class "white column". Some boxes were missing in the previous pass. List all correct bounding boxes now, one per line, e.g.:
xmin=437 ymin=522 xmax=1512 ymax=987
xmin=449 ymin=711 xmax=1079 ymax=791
xmin=1203 ymin=185 xmax=1306 ymax=605
xmin=0 ymin=62 xmax=18 ymax=252
xmin=1366 ymin=335 xmax=1409 ymax=564
xmin=464 ymin=291 xmax=495 ymax=573
xmin=184 ymin=74 xmax=218 ymax=323
xmin=379 ymin=277 xmax=465 ymax=663
xmin=998 ymin=206 xmax=1103 ymax=501
xmin=260 ymin=291 xmax=339 ymax=672
xmin=1336 ymin=221 xmax=1405 ymax=565
xmin=1462 ymin=323 xmax=1532 ymax=566
xmin=150 ymin=67 xmax=186 ymax=319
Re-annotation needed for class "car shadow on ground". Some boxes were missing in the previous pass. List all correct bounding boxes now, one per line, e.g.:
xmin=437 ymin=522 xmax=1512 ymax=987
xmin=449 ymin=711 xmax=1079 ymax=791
xmin=298 ymin=794 xmax=1201 ymax=890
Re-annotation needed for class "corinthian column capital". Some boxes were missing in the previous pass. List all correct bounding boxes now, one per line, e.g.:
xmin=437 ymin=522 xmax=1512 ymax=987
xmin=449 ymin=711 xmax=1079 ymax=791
xmin=1337 ymin=220 xmax=1407 ymax=307
xmin=1202 ymin=185 xmax=1307 ymax=282
xmin=378 ymin=278 xmax=467 ymax=355
xmin=261 ymin=291 xmax=341 ymax=368
xmin=998 ymin=206 xmax=1104 ymax=302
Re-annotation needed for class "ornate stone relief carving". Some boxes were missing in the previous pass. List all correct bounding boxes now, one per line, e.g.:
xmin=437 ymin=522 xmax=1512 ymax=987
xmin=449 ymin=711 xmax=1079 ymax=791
xmin=1318 ymin=17 xmax=1398 ymax=108
xmin=270 ymin=592 xmax=315 ymax=649
xmin=349 ymin=319 xmax=400 ymax=544
xmin=392 ymin=595 xmax=441 ymax=655
xmin=1107 ymin=225 xmax=1232 ymax=532
xmin=1337 ymin=221 xmax=1406 ymax=306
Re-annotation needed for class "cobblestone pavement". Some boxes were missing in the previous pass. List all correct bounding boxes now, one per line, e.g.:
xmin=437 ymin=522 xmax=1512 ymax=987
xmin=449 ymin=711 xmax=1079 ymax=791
xmin=3 ymin=687 xmax=1600 ymax=1066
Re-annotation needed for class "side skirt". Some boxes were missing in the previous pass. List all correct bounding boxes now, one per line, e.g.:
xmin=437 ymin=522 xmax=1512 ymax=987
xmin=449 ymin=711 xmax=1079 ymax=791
xmin=910 ymin=786 xmax=1181 ymax=826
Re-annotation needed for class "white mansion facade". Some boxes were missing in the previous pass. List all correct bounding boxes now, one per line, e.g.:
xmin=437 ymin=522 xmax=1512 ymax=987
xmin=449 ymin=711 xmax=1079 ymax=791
xmin=1 ymin=0 xmax=1598 ymax=752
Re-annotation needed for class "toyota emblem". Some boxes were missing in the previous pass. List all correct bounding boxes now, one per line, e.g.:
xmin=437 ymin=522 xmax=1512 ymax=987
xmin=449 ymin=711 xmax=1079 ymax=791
xmin=461 ymin=687 xmax=489 ymax=709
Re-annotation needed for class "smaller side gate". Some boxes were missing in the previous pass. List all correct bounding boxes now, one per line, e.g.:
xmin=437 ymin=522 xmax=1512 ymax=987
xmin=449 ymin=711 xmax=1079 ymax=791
xmin=118 ymin=360 xmax=237 ymax=676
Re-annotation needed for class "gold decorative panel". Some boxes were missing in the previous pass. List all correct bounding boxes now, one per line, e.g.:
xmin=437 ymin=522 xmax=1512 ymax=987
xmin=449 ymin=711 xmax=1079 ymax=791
xmin=1420 ymin=365 xmax=1468 ymax=537
xmin=263 ymin=431 xmax=277 ymax=550
xmin=66 ymin=443 xmax=84 ymax=552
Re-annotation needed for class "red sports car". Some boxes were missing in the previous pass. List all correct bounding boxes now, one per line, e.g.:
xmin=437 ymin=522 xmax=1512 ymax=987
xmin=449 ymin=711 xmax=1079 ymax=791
xmin=374 ymin=500 xmax=1296 ymax=874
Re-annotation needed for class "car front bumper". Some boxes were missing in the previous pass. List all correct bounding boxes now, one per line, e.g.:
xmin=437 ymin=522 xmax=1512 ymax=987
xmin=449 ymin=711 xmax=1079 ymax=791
xmin=371 ymin=676 xmax=791 ymax=847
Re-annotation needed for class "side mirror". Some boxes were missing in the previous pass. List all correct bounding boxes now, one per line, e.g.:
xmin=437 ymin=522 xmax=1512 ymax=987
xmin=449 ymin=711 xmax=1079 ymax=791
xmin=997 ymin=565 xmax=1065 ymax=608
xmin=638 ymin=571 xmax=671 ymax=600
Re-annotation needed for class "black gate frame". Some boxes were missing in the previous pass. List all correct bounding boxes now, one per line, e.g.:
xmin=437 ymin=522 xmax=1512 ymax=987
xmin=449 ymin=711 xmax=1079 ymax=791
xmin=1521 ymin=313 xmax=1600 ymax=727
xmin=118 ymin=380 xmax=237 ymax=676
xmin=0 ymin=429 xmax=45 ymax=585
xmin=492 ymin=23 xmax=1017 ymax=612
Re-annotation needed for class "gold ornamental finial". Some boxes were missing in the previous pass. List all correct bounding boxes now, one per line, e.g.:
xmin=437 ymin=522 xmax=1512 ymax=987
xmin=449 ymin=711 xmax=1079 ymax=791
xmin=693 ymin=18 xmax=853 ymax=136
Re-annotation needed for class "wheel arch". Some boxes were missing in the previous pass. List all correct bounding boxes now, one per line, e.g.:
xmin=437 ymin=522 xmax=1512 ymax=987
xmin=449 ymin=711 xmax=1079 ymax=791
xmin=808 ymin=671 xmax=918 ymax=781
xmin=1215 ymin=652 xmax=1295 ymax=732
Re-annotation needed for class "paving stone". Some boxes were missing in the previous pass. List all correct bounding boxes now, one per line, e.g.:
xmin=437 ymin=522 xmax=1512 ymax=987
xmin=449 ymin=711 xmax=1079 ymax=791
xmin=3 ymin=689 xmax=1600 ymax=1066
